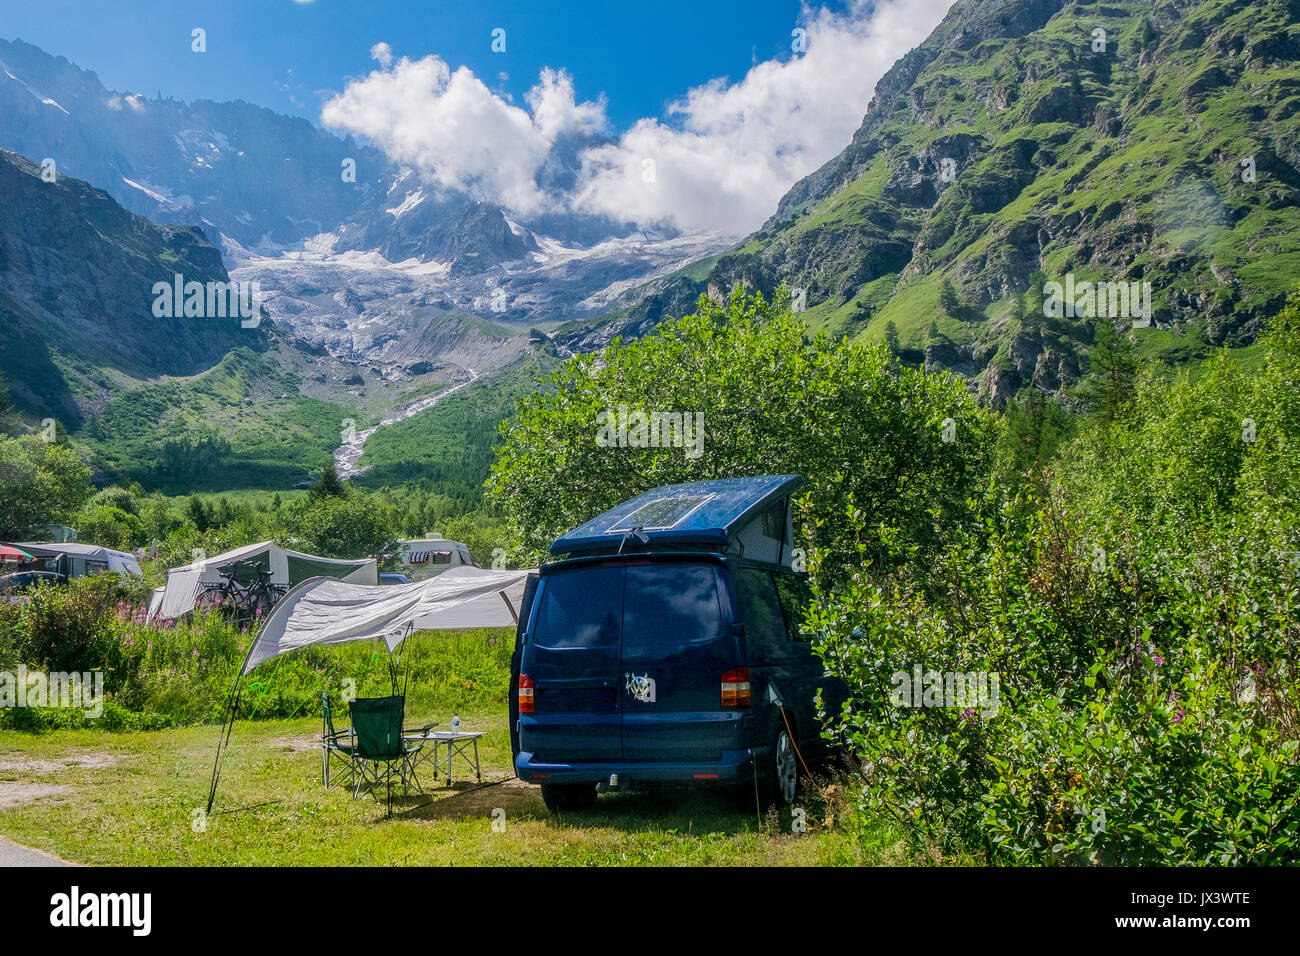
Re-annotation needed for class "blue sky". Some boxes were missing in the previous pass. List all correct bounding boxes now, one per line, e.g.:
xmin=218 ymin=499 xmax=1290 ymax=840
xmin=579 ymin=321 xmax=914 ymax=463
xmin=0 ymin=0 xmax=955 ymax=233
xmin=1 ymin=0 xmax=853 ymax=127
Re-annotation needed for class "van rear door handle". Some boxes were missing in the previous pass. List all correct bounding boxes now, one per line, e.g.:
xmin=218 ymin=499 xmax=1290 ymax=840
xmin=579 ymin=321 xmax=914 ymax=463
xmin=537 ymin=677 xmax=616 ymax=690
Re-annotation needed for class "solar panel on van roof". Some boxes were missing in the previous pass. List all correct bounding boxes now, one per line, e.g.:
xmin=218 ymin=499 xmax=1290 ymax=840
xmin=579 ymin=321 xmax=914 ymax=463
xmin=549 ymin=475 xmax=807 ymax=557
xmin=607 ymin=494 xmax=715 ymax=532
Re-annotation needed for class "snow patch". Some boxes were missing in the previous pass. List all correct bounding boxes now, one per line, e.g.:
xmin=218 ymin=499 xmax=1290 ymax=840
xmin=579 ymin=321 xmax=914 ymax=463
xmin=121 ymin=176 xmax=169 ymax=204
xmin=386 ymin=190 xmax=426 ymax=218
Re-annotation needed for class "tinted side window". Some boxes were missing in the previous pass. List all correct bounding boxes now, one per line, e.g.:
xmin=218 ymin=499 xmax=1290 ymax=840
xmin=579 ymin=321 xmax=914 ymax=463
xmin=531 ymin=565 xmax=622 ymax=648
xmin=732 ymin=568 xmax=787 ymax=661
xmin=623 ymin=564 xmax=722 ymax=650
xmin=773 ymin=573 xmax=814 ymax=643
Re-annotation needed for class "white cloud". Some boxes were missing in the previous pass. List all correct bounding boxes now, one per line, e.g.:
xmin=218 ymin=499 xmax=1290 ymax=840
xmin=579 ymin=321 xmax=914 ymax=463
xmin=106 ymin=93 xmax=145 ymax=112
xmin=575 ymin=0 xmax=955 ymax=234
xmin=322 ymin=50 xmax=605 ymax=215
xmin=322 ymin=0 xmax=955 ymax=234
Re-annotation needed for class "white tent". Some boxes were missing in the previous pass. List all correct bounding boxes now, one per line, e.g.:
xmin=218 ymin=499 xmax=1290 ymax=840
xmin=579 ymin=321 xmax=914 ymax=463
xmin=150 ymin=541 xmax=377 ymax=621
xmin=243 ymin=566 xmax=533 ymax=674
xmin=146 ymin=585 xmax=166 ymax=620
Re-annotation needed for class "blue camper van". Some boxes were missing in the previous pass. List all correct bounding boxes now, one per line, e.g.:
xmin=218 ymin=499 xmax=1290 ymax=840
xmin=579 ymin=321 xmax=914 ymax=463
xmin=510 ymin=475 xmax=847 ymax=811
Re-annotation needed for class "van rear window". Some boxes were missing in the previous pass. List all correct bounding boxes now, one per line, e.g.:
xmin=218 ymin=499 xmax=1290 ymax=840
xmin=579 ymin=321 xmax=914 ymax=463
xmin=531 ymin=565 xmax=622 ymax=648
xmin=733 ymin=567 xmax=788 ymax=658
xmin=623 ymin=564 xmax=722 ymax=649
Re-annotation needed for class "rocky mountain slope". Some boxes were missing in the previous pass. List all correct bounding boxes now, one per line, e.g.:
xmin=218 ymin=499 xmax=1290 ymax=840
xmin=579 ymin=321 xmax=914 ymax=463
xmin=0 ymin=38 xmax=386 ymax=251
xmin=0 ymin=147 xmax=263 ymax=426
xmin=581 ymin=0 xmax=1300 ymax=405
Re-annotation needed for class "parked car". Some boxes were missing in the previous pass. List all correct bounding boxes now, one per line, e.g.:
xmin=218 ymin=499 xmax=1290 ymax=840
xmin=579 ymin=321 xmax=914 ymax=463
xmin=379 ymin=572 xmax=412 ymax=585
xmin=0 ymin=570 xmax=69 ymax=595
xmin=510 ymin=475 xmax=847 ymax=811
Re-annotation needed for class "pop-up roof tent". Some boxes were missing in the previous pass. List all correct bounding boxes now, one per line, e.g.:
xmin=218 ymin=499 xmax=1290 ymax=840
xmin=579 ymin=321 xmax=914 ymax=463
xmin=14 ymin=542 xmax=143 ymax=577
xmin=149 ymin=540 xmax=377 ymax=621
xmin=547 ymin=474 xmax=806 ymax=568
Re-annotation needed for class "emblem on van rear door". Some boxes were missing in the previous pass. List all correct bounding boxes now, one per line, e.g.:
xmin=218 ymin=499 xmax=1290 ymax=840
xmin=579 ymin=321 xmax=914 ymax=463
xmin=625 ymin=673 xmax=656 ymax=703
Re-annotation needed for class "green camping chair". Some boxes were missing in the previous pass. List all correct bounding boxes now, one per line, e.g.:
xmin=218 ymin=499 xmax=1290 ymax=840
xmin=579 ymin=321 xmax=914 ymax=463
xmin=321 ymin=693 xmax=359 ymax=790
xmin=349 ymin=695 xmax=430 ymax=816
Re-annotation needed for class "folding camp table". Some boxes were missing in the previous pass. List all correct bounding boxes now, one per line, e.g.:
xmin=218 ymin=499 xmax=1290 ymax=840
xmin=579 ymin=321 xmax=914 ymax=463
xmin=419 ymin=730 xmax=485 ymax=786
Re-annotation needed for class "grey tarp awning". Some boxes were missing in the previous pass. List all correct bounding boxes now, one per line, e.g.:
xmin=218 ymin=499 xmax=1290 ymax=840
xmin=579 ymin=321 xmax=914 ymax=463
xmin=242 ymin=566 xmax=533 ymax=674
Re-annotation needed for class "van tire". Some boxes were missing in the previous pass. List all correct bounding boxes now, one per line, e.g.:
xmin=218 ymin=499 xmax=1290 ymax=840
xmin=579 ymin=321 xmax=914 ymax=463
xmin=541 ymin=783 xmax=598 ymax=812
xmin=759 ymin=721 xmax=799 ymax=809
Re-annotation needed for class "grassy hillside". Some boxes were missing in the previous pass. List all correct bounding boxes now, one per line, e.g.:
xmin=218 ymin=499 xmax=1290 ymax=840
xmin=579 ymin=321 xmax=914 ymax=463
xmin=82 ymin=346 xmax=354 ymax=493
xmin=355 ymin=353 xmax=560 ymax=507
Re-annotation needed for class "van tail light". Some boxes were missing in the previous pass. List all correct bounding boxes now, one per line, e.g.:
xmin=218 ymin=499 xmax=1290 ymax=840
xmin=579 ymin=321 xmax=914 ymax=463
xmin=519 ymin=673 xmax=535 ymax=714
xmin=721 ymin=667 xmax=751 ymax=708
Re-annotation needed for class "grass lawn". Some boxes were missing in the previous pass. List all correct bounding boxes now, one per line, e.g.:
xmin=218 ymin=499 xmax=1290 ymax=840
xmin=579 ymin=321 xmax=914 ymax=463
xmin=0 ymin=708 xmax=927 ymax=866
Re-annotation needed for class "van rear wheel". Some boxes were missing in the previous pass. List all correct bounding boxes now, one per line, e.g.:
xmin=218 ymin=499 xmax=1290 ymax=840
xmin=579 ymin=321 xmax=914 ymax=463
xmin=541 ymin=782 xmax=598 ymax=812
xmin=759 ymin=723 xmax=799 ymax=809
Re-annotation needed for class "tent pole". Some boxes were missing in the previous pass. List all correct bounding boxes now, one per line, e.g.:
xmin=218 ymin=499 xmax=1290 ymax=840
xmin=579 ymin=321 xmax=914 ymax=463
xmin=206 ymin=625 xmax=260 ymax=814
xmin=205 ymin=674 xmax=242 ymax=815
xmin=400 ymin=621 xmax=414 ymax=700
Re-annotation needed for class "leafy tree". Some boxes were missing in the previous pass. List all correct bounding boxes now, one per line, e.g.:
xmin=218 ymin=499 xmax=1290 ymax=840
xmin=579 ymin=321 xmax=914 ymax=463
xmin=186 ymin=494 xmax=212 ymax=533
xmin=77 ymin=505 xmax=146 ymax=551
xmin=89 ymin=486 xmax=140 ymax=516
xmin=0 ymin=436 xmax=94 ymax=539
xmin=438 ymin=512 xmax=509 ymax=568
xmin=488 ymin=287 xmax=995 ymax=582
xmin=296 ymin=493 xmax=396 ymax=560
xmin=809 ymin=294 xmax=1300 ymax=865
xmin=139 ymin=492 xmax=184 ymax=543
xmin=1062 ymin=293 xmax=1300 ymax=528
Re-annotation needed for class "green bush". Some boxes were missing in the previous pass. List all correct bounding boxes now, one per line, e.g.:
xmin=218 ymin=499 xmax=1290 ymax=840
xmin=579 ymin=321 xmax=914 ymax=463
xmin=809 ymin=496 xmax=1299 ymax=864
xmin=3 ymin=574 xmax=148 ymax=674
